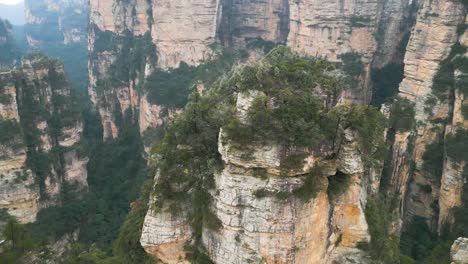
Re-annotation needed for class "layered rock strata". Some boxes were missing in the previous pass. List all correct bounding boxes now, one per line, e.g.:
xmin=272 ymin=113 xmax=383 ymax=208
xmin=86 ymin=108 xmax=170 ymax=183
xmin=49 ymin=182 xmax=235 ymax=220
xmin=141 ymin=90 xmax=377 ymax=264
xmin=0 ymin=55 xmax=88 ymax=223
xmin=387 ymin=0 xmax=467 ymax=231
xmin=88 ymin=0 xmax=416 ymax=140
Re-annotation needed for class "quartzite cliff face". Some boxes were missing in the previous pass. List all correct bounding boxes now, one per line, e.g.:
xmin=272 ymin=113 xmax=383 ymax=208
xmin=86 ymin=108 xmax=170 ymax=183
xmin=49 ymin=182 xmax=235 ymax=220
xmin=0 ymin=55 xmax=87 ymax=223
xmin=88 ymin=0 xmax=416 ymax=141
xmin=83 ymin=0 xmax=468 ymax=263
xmin=141 ymin=89 xmax=376 ymax=264
xmin=386 ymin=0 xmax=467 ymax=233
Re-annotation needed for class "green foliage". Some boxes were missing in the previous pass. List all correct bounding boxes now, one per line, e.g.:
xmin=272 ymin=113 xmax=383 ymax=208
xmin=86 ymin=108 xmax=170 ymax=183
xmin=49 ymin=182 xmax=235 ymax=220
xmin=109 ymin=32 xmax=157 ymax=88
xmin=400 ymin=255 xmax=416 ymax=264
xmin=0 ymin=219 xmax=36 ymax=263
xmin=362 ymin=196 xmax=400 ymax=263
xmin=40 ymin=41 xmax=88 ymax=90
xmin=145 ymin=62 xmax=196 ymax=108
xmin=25 ymin=182 xmax=85 ymax=241
xmin=111 ymin=180 xmax=155 ymax=264
xmin=432 ymin=43 xmax=468 ymax=99
xmin=151 ymin=90 xmax=226 ymax=261
xmin=346 ymin=105 xmax=387 ymax=166
xmin=338 ymin=52 xmax=365 ymax=77
xmin=13 ymin=57 xmax=82 ymax=195
xmin=371 ymin=63 xmax=405 ymax=107
xmin=451 ymin=166 xmax=468 ymax=239
xmin=0 ymin=119 xmax=22 ymax=146
xmin=446 ymin=128 xmax=468 ymax=163
xmin=293 ymin=170 xmax=322 ymax=202
xmin=93 ymin=27 xmax=117 ymax=53
xmin=327 ymin=171 xmax=351 ymax=200
xmin=251 ymin=168 xmax=268 ymax=180
xmin=66 ymin=244 xmax=112 ymax=264
xmin=150 ymin=47 xmax=384 ymax=262
xmin=390 ymin=97 xmax=416 ymax=132
xmin=223 ymin=49 xmax=384 ymax=160
xmin=422 ymin=140 xmax=444 ymax=182
xmin=456 ymin=0 xmax=468 ymax=8
xmin=145 ymin=50 xmax=236 ymax=108
xmin=425 ymin=241 xmax=452 ymax=264
xmin=400 ymin=216 xmax=436 ymax=261
xmin=79 ymin=123 xmax=148 ymax=252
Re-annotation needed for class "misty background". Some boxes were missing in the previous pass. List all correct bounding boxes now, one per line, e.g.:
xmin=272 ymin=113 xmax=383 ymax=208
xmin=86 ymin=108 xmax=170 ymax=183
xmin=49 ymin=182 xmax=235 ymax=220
xmin=0 ymin=0 xmax=24 ymax=25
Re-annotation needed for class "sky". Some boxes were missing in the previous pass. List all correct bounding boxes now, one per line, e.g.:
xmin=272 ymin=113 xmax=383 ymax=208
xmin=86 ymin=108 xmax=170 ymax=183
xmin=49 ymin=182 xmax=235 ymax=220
xmin=0 ymin=0 xmax=23 ymax=5
xmin=0 ymin=0 xmax=24 ymax=25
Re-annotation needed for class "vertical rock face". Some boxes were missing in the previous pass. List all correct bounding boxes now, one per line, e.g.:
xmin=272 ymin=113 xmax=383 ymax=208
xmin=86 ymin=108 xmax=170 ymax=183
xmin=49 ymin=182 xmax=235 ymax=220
xmin=151 ymin=0 xmax=220 ymax=69
xmin=88 ymin=0 xmax=157 ymax=140
xmin=83 ymin=0 xmax=468 ymax=262
xmin=398 ymin=1 xmax=464 ymax=101
xmin=25 ymin=0 xmax=88 ymax=46
xmin=0 ymin=72 xmax=36 ymax=223
xmin=218 ymin=0 xmax=289 ymax=46
xmin=287 ymin=0 xmax=379 ymax=62
xmin=141 ymin=89 xmax=377 ymax=264
xmin=452 ymin=238 xmax=468 ymax=264
xmin=0 ymin=55 xmax=88 ymax=223
xmin=140 ymin=182 xmax=192 ymax=264
xmin=386 ymin=0 xmax=467 ymax=231
xmin=372 ymin=0 xmax=416 ymax=68
xmin=90 ymin=0 xmax=150 ymax=35
xmin=88 ymin=0 xmax=418 ymax=139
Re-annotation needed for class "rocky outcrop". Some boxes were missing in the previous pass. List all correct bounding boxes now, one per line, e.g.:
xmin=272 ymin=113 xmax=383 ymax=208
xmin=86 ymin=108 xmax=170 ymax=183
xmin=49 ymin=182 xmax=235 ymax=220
xmin=151 ymin=0 xmax=220 ymax=69
xmin=88 ymin=0 xmax=421 ymax=140
xmin=0 ymin=55 xmax=88 ymax=223
xmin=386 ymin=0 xmax=466 ymax=232
xmin=372 ymin=0 xmax=416 ymax=67
xmin=452 ymin=238 xmax=468 ymax=264
xmin=83 ymin=1 xmax=468 ymax=261
xmin=0 ymin=71 xmax=39 ymax=223
xmin=140 ymin=181 xmax=192 ymax=264
xmin=141 ymin=88 xmax=378 ymax=264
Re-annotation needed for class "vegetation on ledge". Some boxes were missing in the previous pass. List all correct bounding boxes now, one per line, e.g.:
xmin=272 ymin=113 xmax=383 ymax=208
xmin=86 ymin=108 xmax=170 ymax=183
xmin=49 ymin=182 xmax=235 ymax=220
xmin=147 ymin=47 xmax=385 ymax=261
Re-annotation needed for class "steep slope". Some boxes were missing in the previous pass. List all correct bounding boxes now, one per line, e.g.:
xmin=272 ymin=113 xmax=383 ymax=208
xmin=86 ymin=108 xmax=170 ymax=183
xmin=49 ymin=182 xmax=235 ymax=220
xmin=385 ymin=0 xmax=466 ymax=231
xmin=82 ymin=0 xmax=468 ymax=263
xmin=87 ymin=0 xmax=414 ymax=140
xmin=140 ymin=48 xmax=386 ymax=264
xmin=0 ymin=54 xmax=87 ymax=223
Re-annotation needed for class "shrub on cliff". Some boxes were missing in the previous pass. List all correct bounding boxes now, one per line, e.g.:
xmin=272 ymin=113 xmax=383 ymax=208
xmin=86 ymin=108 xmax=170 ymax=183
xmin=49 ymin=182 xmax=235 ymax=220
xmin=150 ymin=47 xmax=385 ymax=260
